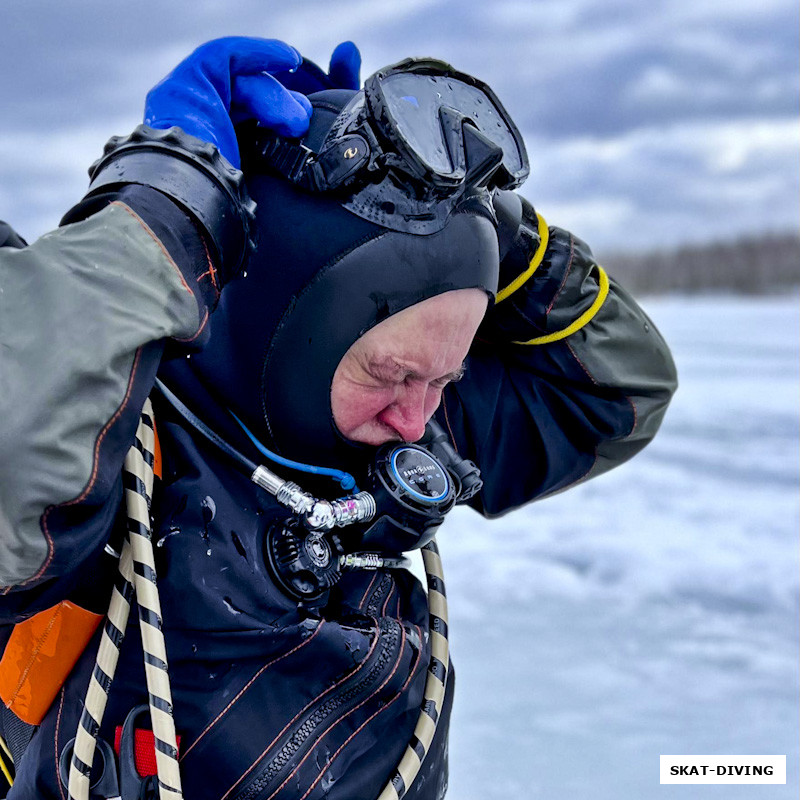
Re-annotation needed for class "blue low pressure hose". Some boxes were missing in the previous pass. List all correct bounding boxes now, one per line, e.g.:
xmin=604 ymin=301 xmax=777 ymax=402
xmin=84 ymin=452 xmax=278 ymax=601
xmin=230 ymin=411 xmax=357 ymax=491
xmin=153 ymin=379 xmax=357 ymax=492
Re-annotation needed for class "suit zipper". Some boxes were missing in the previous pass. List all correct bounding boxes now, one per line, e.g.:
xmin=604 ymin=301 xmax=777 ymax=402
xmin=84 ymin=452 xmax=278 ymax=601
xmin=230 ymin=617 xmax=402 ymax=800
xmin=364 ymin=571 xmax=394 ymax=617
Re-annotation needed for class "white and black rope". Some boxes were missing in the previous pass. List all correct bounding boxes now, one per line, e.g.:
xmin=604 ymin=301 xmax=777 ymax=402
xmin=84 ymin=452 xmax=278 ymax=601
xmin=125 ymin=403 xmax=182 ymax=800
xmin=68 ymin=538 xmax=136 ymax=800
xmin=378 ymin=539 xmax=450 ymax=800
xmin=70 ymin=399 xmax=183 ymax=800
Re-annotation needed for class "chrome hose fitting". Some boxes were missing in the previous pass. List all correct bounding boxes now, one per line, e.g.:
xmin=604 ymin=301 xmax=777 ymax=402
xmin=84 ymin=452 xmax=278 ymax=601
xmin=303 ymin=492 xmax=377 ymax=531
xmin=340 ymin=553 xmax=411 ymax=570
xmin=330 ymin=492 xmax=377 ymax=527
xmin=251 ymin=466 xmax=315 ymax=515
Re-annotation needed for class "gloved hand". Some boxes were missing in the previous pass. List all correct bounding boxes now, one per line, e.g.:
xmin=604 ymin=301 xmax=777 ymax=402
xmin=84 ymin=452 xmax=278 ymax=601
xmin=479 ymin=190 xmax=549 ymax=342
xmin=144 ymin=36 xmax=315 ymax=169
xmin=272 ymin=40 xmax=361 ymax=94
xmin=492 ymin=190 xmax=544 ymax=297
xmin=73 ymin=38 xmax=361 ymax=314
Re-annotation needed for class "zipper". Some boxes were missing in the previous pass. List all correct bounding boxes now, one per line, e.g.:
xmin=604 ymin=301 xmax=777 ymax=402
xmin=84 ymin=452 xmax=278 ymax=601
xmin=364 ymin=571 xmax=394 ymax=618
xmin=231 ymin=617 xmax=402 ymax=800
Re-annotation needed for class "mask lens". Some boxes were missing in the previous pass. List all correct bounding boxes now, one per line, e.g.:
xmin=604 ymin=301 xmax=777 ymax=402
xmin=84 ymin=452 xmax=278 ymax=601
xmin=380 ymin=73 xmax=454 ymax=174
xmin=379 ymin=72 xmax=525 ymax=180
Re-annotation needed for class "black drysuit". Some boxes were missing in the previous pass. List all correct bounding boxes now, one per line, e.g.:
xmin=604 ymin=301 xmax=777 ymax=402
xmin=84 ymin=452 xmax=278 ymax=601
xmin=0 ymin=179 xmax=676 ymax=798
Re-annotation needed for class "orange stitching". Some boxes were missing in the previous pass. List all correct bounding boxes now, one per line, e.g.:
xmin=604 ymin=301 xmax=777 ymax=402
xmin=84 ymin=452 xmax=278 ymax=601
xmin=305 ymin=623 xmax=422 ymax=800
xmin=284 ymin=624 xmax=409 ymax=800
xmin=565 ymin=340 xmax=597 ymax=385
xmin=173 ymin=306 xmax=209 ymax=344
xmin=563 ymin=338 xmax=618 ymax=483
xmin=7 ymin=603 xmax=64 ymax=706
xmin=110 ymin=201 xmax=194 ymax=297
xmin=357 ymin=572 xmax=379 ymax=612
xmin=5 ymin=201 xmax=205 ymax=589
xmin=565 ymin=339 xmax=637 ymax=437
xmin=181 ymin=621 xmax=326 ymax=760
xmin=628 ymin=395 xmax=639 ymax=435
xmin=112 ymin=201 xmax=209 ymax=341
xmin=198 ymin=233 xmax=219 ymax=293
xmin=26 ymin=347 xmax=144 ymax=586
xmin=380 ymin=582 xmax=396 ymax=617
xmin=221 ymin=620 xmax=381 ymax=800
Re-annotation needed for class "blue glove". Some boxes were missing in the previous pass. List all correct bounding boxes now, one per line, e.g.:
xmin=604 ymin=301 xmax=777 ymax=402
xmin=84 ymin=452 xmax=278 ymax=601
xmin=144 ymin=37 xmax=314 ymax=169
xmin=272 ymin=41 xmax=361 ymax=94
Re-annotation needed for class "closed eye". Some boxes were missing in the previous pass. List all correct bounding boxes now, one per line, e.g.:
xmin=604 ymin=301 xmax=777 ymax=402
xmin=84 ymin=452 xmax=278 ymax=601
xmin=365 ymin=358 xmax=466 ymax=388
xmin=434 ymin=362 xmax=466 ymax=388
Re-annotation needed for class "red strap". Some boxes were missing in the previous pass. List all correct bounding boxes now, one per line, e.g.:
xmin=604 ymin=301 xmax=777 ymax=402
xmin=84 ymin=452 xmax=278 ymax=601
xmin=114 ymin=727 xmax=181 ymax=777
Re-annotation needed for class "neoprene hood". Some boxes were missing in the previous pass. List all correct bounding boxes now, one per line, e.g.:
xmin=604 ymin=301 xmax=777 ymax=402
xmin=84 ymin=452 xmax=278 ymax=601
xmin=177 ymin=89 xmax=501 ymax=469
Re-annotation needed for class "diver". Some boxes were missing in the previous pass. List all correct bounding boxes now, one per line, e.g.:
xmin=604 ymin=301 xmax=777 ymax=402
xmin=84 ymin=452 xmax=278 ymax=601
xmin=0 ymin=37 xmax=677 ymax=799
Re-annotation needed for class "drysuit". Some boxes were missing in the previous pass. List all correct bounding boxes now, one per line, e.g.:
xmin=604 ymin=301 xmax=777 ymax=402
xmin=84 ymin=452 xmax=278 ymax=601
xmin=0 ymin=52 xmax=677 ymax=800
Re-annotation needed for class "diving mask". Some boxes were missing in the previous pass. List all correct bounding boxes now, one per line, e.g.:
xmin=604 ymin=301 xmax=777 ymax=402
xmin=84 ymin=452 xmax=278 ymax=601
xmin=248 ymin=57 xmax=529 ymax=233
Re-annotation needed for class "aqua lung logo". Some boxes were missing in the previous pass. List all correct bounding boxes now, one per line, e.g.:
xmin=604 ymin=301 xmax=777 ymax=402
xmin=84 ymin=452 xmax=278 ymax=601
xmin=392 ymin=448 xmax=449 ymax=501
xmin=402 ymin=463 xmax=436 ymax=480
xmin=344 ymin=146 xmax=359 ymax=159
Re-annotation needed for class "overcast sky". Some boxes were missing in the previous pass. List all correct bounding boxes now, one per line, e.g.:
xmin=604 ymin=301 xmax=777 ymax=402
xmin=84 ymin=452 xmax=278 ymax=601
xmin=1 ymin=0 xmax=797 ymax=255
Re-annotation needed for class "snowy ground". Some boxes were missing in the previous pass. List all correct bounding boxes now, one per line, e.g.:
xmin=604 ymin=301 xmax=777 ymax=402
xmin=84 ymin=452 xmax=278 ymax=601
xmin=433 ymin=293 xmax=799 ymax=799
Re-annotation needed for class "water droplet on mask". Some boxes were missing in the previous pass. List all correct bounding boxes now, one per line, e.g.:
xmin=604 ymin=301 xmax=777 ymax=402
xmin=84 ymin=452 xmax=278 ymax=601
xmin=321 ymin=772 xmax=336 ymax=791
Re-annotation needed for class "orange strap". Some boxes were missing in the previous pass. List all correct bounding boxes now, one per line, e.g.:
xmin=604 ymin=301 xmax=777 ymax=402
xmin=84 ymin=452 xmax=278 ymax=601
xmin=0 ymin=601 xmax=102 ymax=725
xmin=0 ymin=410 xmax=160 ymax=727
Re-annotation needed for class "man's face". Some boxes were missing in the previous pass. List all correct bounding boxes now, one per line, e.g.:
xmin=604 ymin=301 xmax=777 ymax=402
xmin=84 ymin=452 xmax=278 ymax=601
xmin=331 ymin=289 xmax=488 ymax=445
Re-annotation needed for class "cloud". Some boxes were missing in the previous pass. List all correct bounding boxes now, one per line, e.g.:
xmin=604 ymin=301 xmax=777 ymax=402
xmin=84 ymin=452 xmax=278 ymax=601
xmin=522 ymin=115 xmax=799 ymax=252
xmin=0 ymin=0 xmax=796 ymax=250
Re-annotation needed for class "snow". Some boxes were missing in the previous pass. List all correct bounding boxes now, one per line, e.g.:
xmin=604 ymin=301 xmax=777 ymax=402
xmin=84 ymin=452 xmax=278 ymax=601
xmin=434 ymin=293 xmax=799 ymax=798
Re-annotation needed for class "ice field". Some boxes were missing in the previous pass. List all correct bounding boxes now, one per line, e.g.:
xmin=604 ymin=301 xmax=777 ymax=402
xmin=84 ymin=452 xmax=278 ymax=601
xmin=437 ymin=294 xmax=799 ymax=798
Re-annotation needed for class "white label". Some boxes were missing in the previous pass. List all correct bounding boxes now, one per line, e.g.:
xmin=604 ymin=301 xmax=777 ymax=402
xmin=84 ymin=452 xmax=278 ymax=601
xmin=660 ymin=755 xmax=786 ymax=784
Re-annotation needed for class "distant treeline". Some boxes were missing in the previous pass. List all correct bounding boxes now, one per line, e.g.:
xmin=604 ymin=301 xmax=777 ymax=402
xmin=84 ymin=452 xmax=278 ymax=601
xmin=601 ymin=231 xmax=800 ymax=295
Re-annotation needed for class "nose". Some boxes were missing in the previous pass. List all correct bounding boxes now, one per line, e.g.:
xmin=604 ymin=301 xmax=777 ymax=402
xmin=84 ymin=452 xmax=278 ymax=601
xmin=378 ymin=382 xmax=432 ymax=442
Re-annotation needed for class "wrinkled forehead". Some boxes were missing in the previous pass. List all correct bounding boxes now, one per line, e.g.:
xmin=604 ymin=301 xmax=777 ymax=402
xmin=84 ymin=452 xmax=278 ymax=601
xmin=345 ymin=288 xmax=489 ymax=381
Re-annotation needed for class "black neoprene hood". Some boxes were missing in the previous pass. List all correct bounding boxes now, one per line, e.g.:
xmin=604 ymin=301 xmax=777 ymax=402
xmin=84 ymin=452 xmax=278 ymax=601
xmin=186 ymin=90 xmax=500 ymax=467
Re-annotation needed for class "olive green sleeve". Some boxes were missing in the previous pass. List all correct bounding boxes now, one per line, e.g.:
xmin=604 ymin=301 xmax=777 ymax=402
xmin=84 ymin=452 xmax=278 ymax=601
xmin=0 ymin=202 xmax=202 ymax=587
